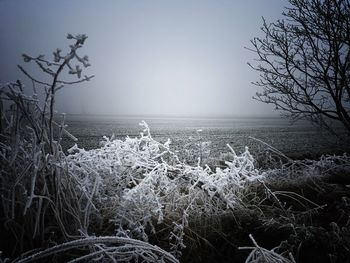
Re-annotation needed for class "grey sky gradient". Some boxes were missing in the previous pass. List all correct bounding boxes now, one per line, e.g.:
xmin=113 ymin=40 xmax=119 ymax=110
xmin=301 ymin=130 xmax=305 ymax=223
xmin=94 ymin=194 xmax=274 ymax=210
xmin=0 ymin=0 xmax=288 ymax=116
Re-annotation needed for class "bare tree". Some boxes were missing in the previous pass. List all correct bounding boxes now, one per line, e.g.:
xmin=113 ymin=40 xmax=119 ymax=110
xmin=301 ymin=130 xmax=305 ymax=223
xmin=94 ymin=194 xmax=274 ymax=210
xmin=17 ymin=33 xmax=94 ymax=152
xmin=248 ymin=0 xmax=350 ymax=135
xmin=0 ymin=34 xmax=94 ymax=256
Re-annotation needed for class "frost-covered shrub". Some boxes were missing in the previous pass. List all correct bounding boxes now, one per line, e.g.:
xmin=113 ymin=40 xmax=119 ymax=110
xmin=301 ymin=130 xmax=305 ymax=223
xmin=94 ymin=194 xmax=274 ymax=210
xmin=263 ymin=153 xmax=350 ymax=188
xmin=0 ymin=34 xmax=182 ymax=262
xmin=2 ymin=33 xmax=350 ymax=263
xmin=0 ymin=34 xmax=105 ymax=261
xmin=60 ymin=120 xmax=350 ymax=259
xmin=67 ymin=121 xmax=266 ymax=256
xmin=240 ymin=234 xmax=296 ymax=263
xmin=183 ymin=129 xmax=212 ymax=166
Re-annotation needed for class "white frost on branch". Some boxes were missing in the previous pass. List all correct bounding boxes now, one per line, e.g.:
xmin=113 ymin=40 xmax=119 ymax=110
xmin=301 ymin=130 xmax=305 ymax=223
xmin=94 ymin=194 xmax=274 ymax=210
xmin=66 ymin=121 xmax=266 ymax=256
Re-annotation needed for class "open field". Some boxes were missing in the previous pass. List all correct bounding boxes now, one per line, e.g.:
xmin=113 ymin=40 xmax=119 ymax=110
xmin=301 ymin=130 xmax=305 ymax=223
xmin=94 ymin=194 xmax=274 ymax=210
xmin=62 ymin=114 xmax=349 ymax=159
xmin=2 ymin=115 xmax=350 ymax=262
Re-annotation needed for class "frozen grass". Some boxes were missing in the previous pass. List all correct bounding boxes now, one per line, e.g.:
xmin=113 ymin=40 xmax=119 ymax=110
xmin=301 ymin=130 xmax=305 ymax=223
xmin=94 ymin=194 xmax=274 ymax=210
xmin=1 ymin=34 xmax=350 ymax=262
xmin=2 ymin=111 xmax=349 ymax=261
xmin=239 ymin=234 xmax=296 ymax=263
xmin=13 ymin=236 xmax=178 ymax=263
xmin=65 ymin=120 xmax=267 ymax=257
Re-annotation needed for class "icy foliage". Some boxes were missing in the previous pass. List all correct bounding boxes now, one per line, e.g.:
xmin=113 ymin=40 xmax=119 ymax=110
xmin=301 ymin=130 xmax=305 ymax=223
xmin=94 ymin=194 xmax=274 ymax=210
xmin=263 ymin=152 xmax=350 ymax=187
xmin=66 ymin=121 xmax=266 ymax=256
xmin=64 ymin=121 xmax=350 ymax=259
xmin=14 ymin=236 xmax=178 ymax=263
xmin=240 ymin=234 xmax=296 ymax=263
xmin=3 ymin=33 xmax=350 ymax=262
xmin=183 ymin=129 xmax=212 ymax=166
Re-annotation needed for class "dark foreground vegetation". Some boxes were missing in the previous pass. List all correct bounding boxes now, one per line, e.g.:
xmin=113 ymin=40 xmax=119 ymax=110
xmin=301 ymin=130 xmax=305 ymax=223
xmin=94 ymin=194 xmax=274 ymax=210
xmin=180 ymin=168 xmax=350 ymax=262
xmin=1 ymin=7 xmax=350 ymax=260
xmin=1 ymin=90 xmax=350 ymax=262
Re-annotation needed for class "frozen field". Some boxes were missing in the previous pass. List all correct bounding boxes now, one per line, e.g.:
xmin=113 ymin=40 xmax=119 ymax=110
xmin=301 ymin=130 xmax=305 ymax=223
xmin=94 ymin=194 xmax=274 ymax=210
xmin=62 ymin=115 xmax=349 ymax=158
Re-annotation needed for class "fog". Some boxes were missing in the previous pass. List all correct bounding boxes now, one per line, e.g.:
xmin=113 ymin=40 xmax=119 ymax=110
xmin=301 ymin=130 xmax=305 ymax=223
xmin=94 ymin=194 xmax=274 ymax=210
xmin=0 ymin=0 xmax=288 ymax=117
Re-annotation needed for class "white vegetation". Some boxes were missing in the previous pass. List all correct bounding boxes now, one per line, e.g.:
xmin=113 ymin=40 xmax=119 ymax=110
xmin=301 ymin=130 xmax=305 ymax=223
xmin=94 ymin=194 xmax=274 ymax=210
xmin=66 ymin=120 xmax=266 ymax=256
xmin=239 ymin=234 xmax=296 ymax=263
xmin=13 ymin=236 xmax=178 ymax=263
xmin=1 ymin=33 xmax=350 ymax=262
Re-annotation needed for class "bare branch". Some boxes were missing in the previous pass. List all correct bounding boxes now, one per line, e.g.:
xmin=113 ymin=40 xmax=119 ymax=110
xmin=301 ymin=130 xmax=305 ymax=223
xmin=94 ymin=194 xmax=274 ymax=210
xmin=17 ymin=65 xmax=51 ymax=86
xmin=57 ymin=75 xmax=95 ymax=85
xmin=248 ymin=0 xmax=350 ymax=135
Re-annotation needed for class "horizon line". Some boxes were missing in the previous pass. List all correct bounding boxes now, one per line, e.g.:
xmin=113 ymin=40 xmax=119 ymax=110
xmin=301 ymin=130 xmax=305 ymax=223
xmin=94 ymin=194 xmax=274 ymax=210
xmin=61 ymin=112 xmax=281 ymax=119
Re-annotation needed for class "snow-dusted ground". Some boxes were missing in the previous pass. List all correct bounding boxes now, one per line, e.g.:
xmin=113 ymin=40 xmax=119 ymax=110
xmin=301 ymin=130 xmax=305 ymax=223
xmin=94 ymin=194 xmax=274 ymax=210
xmin=62 ymin=115 xmax=348 ymax=158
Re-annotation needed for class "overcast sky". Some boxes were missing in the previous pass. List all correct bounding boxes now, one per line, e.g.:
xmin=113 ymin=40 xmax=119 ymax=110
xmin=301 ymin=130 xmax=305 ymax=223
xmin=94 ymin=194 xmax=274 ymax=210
xmin=0 ymin=0 xmax=288 ymax=117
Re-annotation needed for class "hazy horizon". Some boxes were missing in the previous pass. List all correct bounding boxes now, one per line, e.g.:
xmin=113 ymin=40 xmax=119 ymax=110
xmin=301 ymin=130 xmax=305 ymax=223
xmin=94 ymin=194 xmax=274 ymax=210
xmin=63 ymin=111 xmax=281 ymax=119
xmin=0 ymin=0 xmax=289 ymax=116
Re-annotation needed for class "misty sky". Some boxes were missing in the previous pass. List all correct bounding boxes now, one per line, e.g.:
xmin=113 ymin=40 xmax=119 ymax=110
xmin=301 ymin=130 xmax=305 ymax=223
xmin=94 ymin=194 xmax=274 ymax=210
xmin=0 ymin=0 xmax=288 ymax=117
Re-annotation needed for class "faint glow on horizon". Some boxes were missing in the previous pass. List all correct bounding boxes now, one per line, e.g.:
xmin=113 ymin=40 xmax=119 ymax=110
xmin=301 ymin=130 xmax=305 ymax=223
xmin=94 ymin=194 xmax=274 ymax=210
xmin=0 ymin=0 xmax=288 ymax=116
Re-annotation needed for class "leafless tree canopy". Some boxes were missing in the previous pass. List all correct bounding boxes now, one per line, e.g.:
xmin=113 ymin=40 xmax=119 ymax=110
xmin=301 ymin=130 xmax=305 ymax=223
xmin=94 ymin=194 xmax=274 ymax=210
xmin=249 ymin=0 xmax=350 ymax=135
